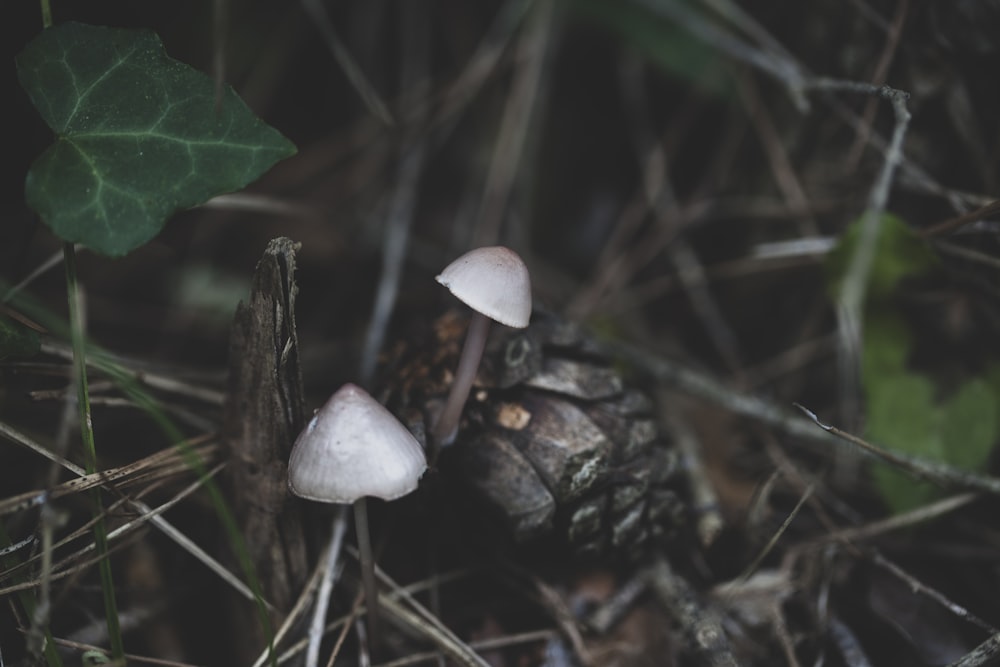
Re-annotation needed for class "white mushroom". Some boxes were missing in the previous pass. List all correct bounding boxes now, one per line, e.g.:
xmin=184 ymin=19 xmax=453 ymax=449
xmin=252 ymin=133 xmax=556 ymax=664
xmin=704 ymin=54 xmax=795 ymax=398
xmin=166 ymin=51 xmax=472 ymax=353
xmin=288 ymin=383 xmax=426 ymax=503
xmin=288 ymin=383 xmax=426 ymax=652
xmin=431 ymin=246 xmax=531 ymax=447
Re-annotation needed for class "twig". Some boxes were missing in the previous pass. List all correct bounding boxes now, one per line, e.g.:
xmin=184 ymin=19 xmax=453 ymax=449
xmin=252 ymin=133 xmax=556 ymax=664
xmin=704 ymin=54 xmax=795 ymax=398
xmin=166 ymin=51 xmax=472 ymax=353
xmin=828 ymin=615 xmax=875 ymax=667
xmin=373 ymin=630 xmax=554 ymax=667
xmin=378 ymin=594 xmax=491 ymax=667
xmin=738 ymin=484 xmax=814 ymax=582
xmin=647 ymin=558 xmax=738 ymax=667
xmin=632 ymin=0 xmax=806 ymax=107
xmin=300 ymin=0 xmax=393 ymax=125
xmin=595 ymin=341 xmax=1000 ymax=496
xmin=360 ymin=0 xmax=430 ymax=386
xmin=844 ymin=0 xmax=909 ymax=168
xmin=659 ymin=400 xmax=724 ymax=547
xmin=371 ymin=560 xmax=491 ymax=667
xmin=473 ymin=0 xmax=556 ymax=247
xmin=618 ymin=52 xmax=743 ymax=373
xmin=306 ymin=508 xmax=349 ymax=667
xmin=40 ymin=341 xmax=226 ymax=406
xmin=814 ymin=492 xmax=978 ymax=545
xmin=0 ymin=421 xmax=263 ymax=605
xmin=947 ymin=632 xmax=1000 ymax=667
xmin=584 ymin=571 xmax=649 ymax=635
xmin=870 ymin=550 xmax=996 ymax=634
xmin=919 ymin=199 xmax=1000 ymax=238
xmin=531 ymin=576 xmax=591 ymax=666
xmin=737 ymin=75 xmax=819 ymax=236
xmin=794 ymin=403 xmax=1000 ymax=494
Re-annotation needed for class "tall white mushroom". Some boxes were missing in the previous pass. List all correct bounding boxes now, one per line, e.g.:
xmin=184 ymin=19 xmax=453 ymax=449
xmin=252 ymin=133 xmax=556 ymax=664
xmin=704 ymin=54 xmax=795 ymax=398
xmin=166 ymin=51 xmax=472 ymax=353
xmin=431 ymin=246 xmax=531 ymax=447
xmin=288 ymin=383 xmax=426 ymax=655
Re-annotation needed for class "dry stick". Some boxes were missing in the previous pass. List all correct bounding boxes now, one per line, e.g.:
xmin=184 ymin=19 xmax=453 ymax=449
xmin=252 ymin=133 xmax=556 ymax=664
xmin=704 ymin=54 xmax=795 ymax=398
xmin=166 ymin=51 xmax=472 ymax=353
xmin=828 ymin=615 xmax=875 ymax=667
xmin=947 ymin=632 xmax=1000 ymax=667
xmin=0 ymin=465 xmax=228 ymax=598
xmin=434 ymin=0 xmax=533 ymax=129
xmin=737 ymin=74 xmax=819 ymax=236
xmin=618 ymin=54 xmax=743 ymax=373
xmin=274 ymin=568 xmax=479 ymax=665
xmin=598 ymin=340 xmax=1000 ymax=496
xmin=305 ymin=507 xmax=349 ymax=667
xmin=532 ymin=577 xmax=590 ymax=666
xmin=39 ymin=341 xmax=226 ymax=406
xmin=919 ymin=198 xmax=1000 ymax=238
xmin=373 ymin=630 xmax=554 ymax=667
xmin=844 ymin=0 xmax=909 ymax=168
xmin=659 ymin=400 xmax=724 ymax=548
xmin=250 ymin=550 xmax=331 ymax=667
xmin=647 ymin=558 xmax=738 ymax=667
xmin=814 ymin=492 xmax=978 ymax=545
xmin=44 ymin=635 xmax=200 ymax=667
xmin=793 ymin=403 xmax=1000 ymax=494
xmin=870 ymin=550 xmax=997 ymax=634
xmin=377 ymin=595 xmax=491 ymax=667
xmin=0 ymin=421 xmax=263 ymax=603
xmin=359 ymin=0 xmax=429 ymax=388
xmin=473 ymin=0 xmax=556 ymax=247
xmin=819 ymin=81 xmax=912 ymax=447
xmin=634 ymin=0 xmax=808 ymax=107
xmin=739 ymin=483 xmax=814 ymax=584
xmin=584 ymin=569 xmax=649 ymax=635
xmin=299 ymin=0 xmax=393 ymax=125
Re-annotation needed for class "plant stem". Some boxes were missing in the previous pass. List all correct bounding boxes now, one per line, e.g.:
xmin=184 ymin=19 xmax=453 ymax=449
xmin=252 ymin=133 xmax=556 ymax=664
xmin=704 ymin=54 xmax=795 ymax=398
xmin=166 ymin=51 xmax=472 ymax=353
xmin=353 ymin=498 xmax=379 ymax=652
xmin=64 ymin=243 xmax=125 ymax=660
xmin=4 ymin=278 xmax=279 ymax=666
xmin=431 ymin=312 xmax=491 ymax=448
xmin=40 ymin=0 xmax=52 ymax=28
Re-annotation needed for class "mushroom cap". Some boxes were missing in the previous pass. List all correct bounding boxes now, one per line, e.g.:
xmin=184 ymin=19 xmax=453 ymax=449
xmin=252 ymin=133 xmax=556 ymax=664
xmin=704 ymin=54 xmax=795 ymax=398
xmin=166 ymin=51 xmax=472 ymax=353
xmin=435 ymin=246 xmax=532 ymax=328
xmin=288 ymin=384 xmax=427 ymax=503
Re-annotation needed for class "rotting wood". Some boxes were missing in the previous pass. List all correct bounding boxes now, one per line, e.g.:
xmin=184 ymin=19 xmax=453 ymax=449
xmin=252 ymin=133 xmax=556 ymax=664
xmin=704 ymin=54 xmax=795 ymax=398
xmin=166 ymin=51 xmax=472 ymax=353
xmin=224 ymin=237 xmax=309 ymax=643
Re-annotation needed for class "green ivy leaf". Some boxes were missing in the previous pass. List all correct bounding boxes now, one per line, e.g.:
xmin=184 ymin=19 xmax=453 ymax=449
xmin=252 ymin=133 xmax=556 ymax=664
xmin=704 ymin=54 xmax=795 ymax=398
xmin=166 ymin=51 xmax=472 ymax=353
xmin=16 ymin=22 xmax=296 ymax=257
xmin=825 ymin=212 xmax=938 ymax=302
xmin=826 ymin=215 xmax=997 ymax=512
xmin=863 ymin=312 xmax=1000 ymax=512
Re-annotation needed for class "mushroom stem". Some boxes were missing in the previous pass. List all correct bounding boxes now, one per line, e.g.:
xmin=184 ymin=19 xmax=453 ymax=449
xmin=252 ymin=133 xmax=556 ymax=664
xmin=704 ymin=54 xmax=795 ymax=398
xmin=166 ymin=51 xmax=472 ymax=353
xmin=353 ymin=498 xmax=379 ymax=649
xmin=431 ymin=312 xmax=492 ymax=447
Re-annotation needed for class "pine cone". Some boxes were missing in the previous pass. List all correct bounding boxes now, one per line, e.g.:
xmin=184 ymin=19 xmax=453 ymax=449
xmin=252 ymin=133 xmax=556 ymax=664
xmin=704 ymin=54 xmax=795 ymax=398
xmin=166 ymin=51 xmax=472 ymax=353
xmin=383 ymin=309 xmax=690 ymax=559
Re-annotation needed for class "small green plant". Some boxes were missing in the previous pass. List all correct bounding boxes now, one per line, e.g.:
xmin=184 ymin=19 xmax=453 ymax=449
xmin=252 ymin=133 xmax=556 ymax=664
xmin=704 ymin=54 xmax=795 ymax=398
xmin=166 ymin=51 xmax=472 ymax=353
xmin=17 ymin=21 xmax=295 ymax=257
xmin=827 ymin=214 xmax=1000 ymax=511
xmin=13 ymin=17 xmax=296 ymax=665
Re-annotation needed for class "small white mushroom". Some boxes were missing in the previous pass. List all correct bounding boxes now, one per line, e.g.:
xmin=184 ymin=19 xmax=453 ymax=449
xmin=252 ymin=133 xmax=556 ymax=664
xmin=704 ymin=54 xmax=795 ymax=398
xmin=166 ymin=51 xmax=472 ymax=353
xmin=288 ymin=383 xmax=426 ymax=503
xmin=288 ymin=383 xmax=426 ymax=652
xmin=431 ymin=246 xmax=531 ymax=447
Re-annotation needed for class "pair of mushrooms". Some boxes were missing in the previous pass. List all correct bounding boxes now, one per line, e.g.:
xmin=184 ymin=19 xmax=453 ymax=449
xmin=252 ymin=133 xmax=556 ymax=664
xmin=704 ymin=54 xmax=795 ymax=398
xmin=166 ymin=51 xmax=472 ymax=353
xmin=286 ymin=245 xmax=531 ymax=645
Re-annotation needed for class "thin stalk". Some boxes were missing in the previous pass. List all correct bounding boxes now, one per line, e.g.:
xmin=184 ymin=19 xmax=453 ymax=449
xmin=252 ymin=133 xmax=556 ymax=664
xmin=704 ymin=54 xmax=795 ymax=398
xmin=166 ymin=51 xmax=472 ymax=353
xmin=0 ymin=524 xmax=63 ymax=667
xmin=40 ymin=0 xmax=52 ymax=28
xmin=64 ymin=243 xmax=125 ymax=659
xmin=1 ymin=276 xmax=278 ymax=666
xmin=353 ymin=498 xmax=379 ymax=651
xmin=431 ymin=313 xmax=491 ymax=448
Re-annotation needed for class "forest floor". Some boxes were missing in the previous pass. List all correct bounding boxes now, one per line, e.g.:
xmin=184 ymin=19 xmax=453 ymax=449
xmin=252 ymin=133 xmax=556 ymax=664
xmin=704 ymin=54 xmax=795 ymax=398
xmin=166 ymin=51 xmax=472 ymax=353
xmin=3 ymin=1 xmax=1000 ymax=665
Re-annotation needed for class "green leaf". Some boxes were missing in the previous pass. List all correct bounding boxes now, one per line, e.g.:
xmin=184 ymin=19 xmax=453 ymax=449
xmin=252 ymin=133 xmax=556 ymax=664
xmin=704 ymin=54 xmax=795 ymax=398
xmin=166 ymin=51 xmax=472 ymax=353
xmin=16 ymin=22 xmax=296 ymax=257
xmin=825 ymin=213 xmax=938 ymax=302
xmin=863 ymin=313 xmax=1000 ymax=512
xmin=0 ymin=315 xmax=40 ymax=360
